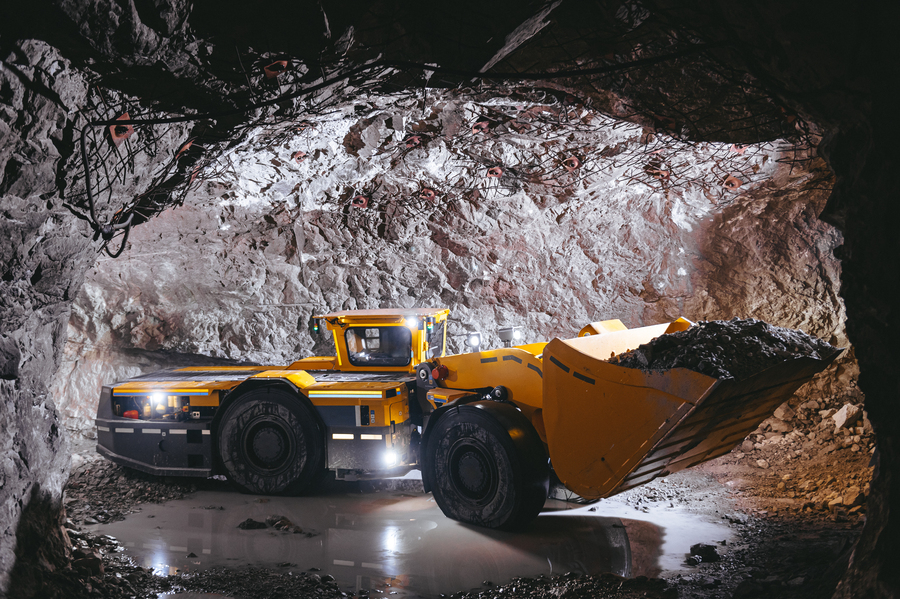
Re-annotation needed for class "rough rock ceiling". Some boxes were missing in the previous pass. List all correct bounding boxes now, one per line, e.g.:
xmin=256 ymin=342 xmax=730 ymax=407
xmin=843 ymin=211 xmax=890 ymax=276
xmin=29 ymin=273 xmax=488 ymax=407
xmin=26 ymin=0 xmax=812 ymax=255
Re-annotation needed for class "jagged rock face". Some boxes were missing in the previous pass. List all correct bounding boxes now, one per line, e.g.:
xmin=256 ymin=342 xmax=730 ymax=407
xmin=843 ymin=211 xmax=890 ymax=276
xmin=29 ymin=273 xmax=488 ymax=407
xmin=0 ymin=38 xmax=189 ymax=593
xmin=689 ymin=164 xmax=845 ymax=345
xmin=0 ymin=40 xmax=95 ymax=593
xmin=49 ymin=90 xmax=845 ymax=442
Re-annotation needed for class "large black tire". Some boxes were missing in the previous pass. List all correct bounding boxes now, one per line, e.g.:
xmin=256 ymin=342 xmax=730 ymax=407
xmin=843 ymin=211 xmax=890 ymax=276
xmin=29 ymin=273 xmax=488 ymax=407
xmin=426 ymin=404 xmax=549 ymax=530
xmin=217 ymin=386 xmax=325 ymax=495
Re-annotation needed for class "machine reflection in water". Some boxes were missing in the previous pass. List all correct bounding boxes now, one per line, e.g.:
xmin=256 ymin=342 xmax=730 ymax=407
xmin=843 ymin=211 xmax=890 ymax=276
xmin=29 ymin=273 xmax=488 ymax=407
xmin=88 ymin=484 xmax=638 ymax=596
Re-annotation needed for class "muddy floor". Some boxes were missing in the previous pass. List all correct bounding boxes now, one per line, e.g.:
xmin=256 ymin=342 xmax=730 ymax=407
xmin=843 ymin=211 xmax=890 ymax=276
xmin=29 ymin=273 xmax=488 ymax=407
xmin=46 ymin=428 xmax=872 ymax=599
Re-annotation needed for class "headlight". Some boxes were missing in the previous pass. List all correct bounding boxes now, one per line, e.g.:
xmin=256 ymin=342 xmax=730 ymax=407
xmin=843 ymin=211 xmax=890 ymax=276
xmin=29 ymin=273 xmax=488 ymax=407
xmin=498 ymin=326 xmax=523 ymax=346
xmin=383 ymin=450 xmax=398 ymax=467
xmin=465 ymin=332 xmax=482 ymax=349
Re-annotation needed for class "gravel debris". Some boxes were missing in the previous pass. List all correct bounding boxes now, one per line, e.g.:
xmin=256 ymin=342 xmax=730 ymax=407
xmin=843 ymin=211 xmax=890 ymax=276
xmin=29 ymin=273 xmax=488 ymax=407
xmin=65 ymin=458 xmax=198 ymax=526
xmin=236 ymin=518 xmax=267 ymax=530
xmin=609 ymin=318 xmax=838 ymax=380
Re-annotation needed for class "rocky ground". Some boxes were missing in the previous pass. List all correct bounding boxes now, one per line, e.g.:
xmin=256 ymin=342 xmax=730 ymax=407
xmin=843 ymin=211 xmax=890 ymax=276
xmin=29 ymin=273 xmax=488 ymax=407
xmin=64 ymin=459 xmax=199 ymax=527
xmin=666 ymin=379 xmax=874 ymax=599
xmin=41 ymin=359 xmax=873 ymax=599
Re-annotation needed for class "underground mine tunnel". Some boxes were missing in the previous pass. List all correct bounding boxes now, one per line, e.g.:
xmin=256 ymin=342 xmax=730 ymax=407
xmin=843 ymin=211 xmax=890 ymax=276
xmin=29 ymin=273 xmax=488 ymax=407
xmin=1 ymin=1 xmax=898 ymax=598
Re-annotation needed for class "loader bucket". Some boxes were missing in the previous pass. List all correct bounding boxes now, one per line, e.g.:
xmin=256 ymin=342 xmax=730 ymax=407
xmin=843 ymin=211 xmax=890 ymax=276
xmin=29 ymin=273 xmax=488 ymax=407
xmin=543 ymin=333 xmax=841 ymax=500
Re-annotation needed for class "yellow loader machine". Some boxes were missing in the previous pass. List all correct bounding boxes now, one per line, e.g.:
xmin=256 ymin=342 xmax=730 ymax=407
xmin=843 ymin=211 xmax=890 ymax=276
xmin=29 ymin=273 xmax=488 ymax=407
xmin=96 ymin=309 xmax=840 ymax=529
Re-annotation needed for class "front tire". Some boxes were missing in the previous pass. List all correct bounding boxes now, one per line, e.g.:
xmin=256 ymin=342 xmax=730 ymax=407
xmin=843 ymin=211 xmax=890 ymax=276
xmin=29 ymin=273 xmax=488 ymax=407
xmin=217 ymin=387 xmax=324 ymax=495
xmin=426 ymin=404 xmax=548 ymax=529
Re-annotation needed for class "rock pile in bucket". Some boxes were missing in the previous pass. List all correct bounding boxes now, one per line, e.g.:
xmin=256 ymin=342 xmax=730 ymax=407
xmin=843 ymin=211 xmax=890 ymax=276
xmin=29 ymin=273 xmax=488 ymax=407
xmin=608 ymin=318 xmax=838 ymax=380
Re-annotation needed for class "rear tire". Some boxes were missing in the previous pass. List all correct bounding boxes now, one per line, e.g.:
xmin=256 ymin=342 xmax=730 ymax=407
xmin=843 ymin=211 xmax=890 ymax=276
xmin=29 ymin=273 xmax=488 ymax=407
xmin=426 ymin=405 xmax=548 ymax=529
xmin=217 ymin=387 xmax=324 ymax=495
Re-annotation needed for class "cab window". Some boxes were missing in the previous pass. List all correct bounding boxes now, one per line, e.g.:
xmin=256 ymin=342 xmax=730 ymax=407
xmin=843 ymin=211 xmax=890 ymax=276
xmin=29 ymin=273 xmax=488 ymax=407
xmin=345 ymin=326 xmax=412 ymax=367
xmin=427 ymin=320 xmax=446 ymax=358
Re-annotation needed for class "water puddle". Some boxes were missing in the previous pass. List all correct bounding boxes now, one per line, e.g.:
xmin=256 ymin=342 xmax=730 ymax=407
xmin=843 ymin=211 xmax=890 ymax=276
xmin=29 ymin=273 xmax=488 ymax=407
xmin=86 ymin=479 xmax=733 ymax=596
xmin=564 ymin=501 xmax=735 ymax=575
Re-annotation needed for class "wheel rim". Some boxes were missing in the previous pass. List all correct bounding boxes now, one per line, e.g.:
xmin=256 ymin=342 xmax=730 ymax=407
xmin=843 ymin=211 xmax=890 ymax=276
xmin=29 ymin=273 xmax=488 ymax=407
xmin=242 ymin=416 xmax=296 ymax=474
xmin=448 ymin=439 xmax=498 ymax=504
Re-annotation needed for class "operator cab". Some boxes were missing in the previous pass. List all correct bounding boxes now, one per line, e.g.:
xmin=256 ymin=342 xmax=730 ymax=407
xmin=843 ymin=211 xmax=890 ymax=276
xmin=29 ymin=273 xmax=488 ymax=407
xmin=313 ymin=308 xmax=450 ymax=373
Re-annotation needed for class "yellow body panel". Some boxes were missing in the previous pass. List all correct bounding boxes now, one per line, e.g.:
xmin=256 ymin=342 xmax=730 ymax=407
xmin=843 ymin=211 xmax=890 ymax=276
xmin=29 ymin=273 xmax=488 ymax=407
xmin=111 ymin=379 xmax=227 ymax=408
xmin=427 ymin=388 xmax=477 ymax=406
xmin=184 ymin=395 xmax=220 ymax=407
xmin=112 ymin=380 xmax=229 ymax=393
xmin=566 ymin=321 xmax=680 ymax=362
xmin=287 ymin=356 xmax=337 ymax=370
xmin=113 ymin=374 xmax=410 ymax=427
xmin=172 ymin=366 xmax=279 ymax=372
xmin=541 ymin=322 xmax=840 ymax=500
xmin=542 ymin=336 xmax=719 ymax=499
xmin=307 ymin=381 xmax=401 ymax=396
xmin=578 ymin=319 xmax=627 ymax=337
xmin=433 ymin=346 xmax=545 ymax=420
xmin=514 ymin=342 xmax=549 ymax=356
xmin=251 ymin=370 xmax=317 ymax=388
xmin=316 ymin=308 xmax=448 ymax=319
xmin=307 ymin=381 xmax=409 ymax=426
xmin=112 ymin=369 xmax=316 ymax=407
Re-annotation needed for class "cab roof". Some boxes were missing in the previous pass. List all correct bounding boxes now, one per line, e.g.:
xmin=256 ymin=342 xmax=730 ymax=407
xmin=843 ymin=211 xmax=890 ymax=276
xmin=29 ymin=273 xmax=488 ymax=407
xmin=315 ymin=308 xmax=449 ymax=320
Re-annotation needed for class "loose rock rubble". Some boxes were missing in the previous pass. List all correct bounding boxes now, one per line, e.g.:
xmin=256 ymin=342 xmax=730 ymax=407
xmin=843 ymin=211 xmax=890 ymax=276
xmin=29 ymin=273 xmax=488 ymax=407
xmin=20 ymin=527 xmax=173 ymax=599
xmin=65 ymin=456 xmax=199 ymax=526
xmin=168 ymin=568 xmax=675 ymax=599
xmin=609 ymin=319 xmax=838 ymax=380
xmin=173 ymin=566 xmax=348 ymax=599
xmin=668 ymin=361 xmax=873 ymax=598
xmin=446 ymin=572 xmax=675 ymax=599
xmin=721 ymin=427 xmax=873 ymax=522
xmin=235 ymin=515 xmax=318 ymax=536
xmin=719 ymin=381 xmax=875 ymax=523
xmin=669 ymin=506 xmax=861 ymax=599
xmin=686 ymin=543 xmax=720 ymax=565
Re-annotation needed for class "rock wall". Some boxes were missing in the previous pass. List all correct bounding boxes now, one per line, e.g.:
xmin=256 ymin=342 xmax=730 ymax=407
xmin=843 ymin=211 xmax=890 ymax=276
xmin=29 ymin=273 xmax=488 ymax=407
xmin=1 ymin=41 xmax=96 ymax=595
xmin=687 ymin=163 xmax=845 ymax=346
xmin=51 ymin=91 xmax=848 ymax=447
xmin=822 ymin=98 xmax=900 ymax=599
xmin=0 ymin=37 xmax=189 ymax=595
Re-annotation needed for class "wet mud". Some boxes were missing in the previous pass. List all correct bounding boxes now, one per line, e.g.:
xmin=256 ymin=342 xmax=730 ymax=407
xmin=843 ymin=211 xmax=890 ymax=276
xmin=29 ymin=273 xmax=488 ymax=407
xmin=66 ymin=464 xmax=739 ymax=598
